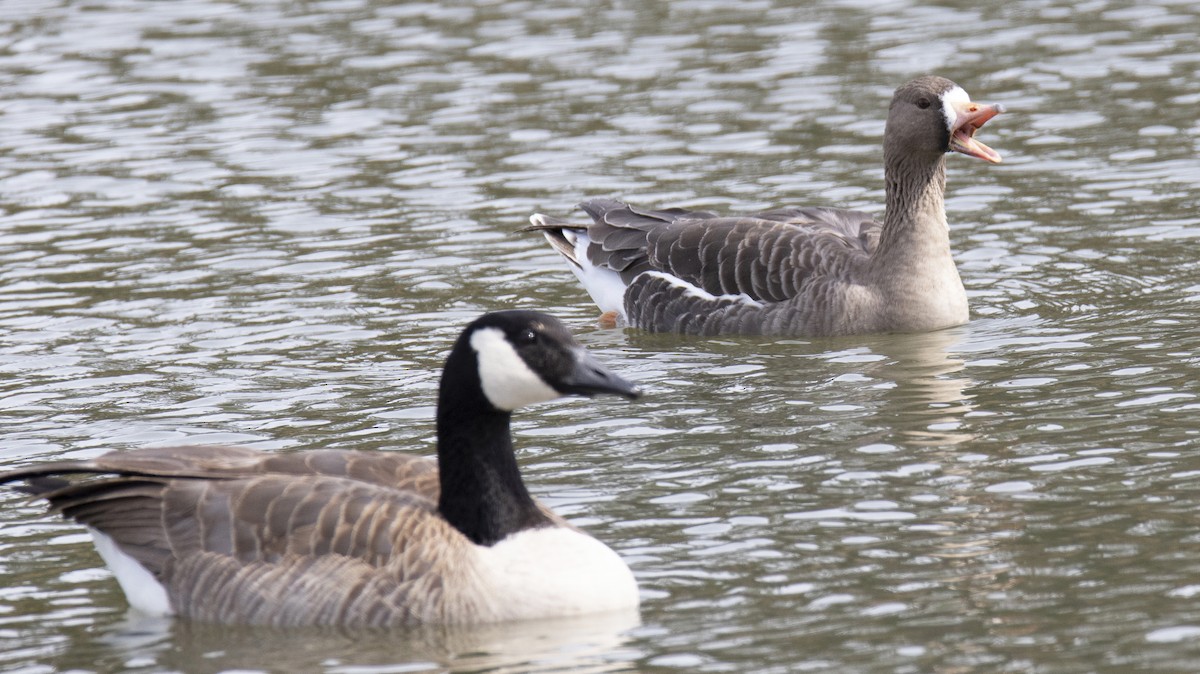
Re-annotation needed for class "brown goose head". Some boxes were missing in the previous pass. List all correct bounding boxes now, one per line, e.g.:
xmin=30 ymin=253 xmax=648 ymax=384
xmin=884 ymin=75 xmax=1004 ymax=165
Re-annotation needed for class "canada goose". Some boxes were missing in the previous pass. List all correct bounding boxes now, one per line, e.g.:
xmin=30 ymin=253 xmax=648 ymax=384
xmin=527 ymin=75 xmax=1005 ymax=337
xmin=0 ymin=310 xmax=642 ymax=627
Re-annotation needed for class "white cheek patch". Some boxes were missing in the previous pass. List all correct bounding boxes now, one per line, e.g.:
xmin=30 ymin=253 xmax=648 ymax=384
xmin=470 ymin=327 xmax=561 ymax=411
xmin=941 ymin=85 xmax=970 ymax=132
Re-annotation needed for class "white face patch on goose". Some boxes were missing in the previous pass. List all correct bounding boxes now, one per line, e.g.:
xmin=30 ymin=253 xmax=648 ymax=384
xmin=941 ymin=85 xmax=971 ymax=133
xmin=470 ymin=327 xmax=561 ymax=412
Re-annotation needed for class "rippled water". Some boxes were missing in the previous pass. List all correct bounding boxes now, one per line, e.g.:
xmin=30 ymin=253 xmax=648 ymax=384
xmin=2 ymin=0 xmax=1199 ymax=671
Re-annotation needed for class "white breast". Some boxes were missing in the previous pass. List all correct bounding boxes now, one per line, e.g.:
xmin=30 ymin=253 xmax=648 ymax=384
xmin=474 ymin=527 xmax=640 ymax=620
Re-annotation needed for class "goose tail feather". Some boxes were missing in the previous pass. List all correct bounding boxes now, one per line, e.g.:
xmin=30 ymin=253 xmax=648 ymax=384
xmin=524 ymin=213 xmax=587 ymax=269
xmin=526 ymin=214 xmax=629 ymax=318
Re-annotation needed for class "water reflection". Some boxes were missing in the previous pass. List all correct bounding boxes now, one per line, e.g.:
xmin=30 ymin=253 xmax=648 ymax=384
xmin=59 ymin=609 xmax=641 ymax=674
xmin=859 ymin=328 xmax=976 ymax=448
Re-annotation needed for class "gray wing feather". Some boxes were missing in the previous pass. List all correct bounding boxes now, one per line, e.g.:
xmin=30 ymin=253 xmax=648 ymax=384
xmin=567 ymin=199 xmax=878 ymax=295
xmin=552 ymin=200 xmax=882 ymax=335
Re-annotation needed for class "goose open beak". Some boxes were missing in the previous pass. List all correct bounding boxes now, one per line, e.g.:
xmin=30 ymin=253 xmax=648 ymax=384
xmin=558 ymin=348 xmax=641 ymax=400
xmin=949 ymin=100 xmax=1005 ymax=163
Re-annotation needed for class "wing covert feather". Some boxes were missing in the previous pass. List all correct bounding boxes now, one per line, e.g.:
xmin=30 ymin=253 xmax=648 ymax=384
xmin=572 ymin=199 xmax=880 ymax=303
xmin=0 ymin=447 xmax=481 ymax=625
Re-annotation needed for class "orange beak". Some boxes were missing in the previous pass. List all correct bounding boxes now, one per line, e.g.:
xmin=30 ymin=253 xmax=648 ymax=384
xmin=949 ymin=100 xmax=1005 ymax=163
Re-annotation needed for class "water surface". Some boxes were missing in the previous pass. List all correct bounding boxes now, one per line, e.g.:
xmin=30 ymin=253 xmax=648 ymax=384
xmin=2 ymin=0 xmax=1200 ymax=672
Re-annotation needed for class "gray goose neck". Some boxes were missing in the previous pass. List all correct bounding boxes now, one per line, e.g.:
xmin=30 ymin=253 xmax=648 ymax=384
xmin=435 ymin=349 xmax=551 ymax=547
xmin=876 ymin=150 xmax=950 ymax=261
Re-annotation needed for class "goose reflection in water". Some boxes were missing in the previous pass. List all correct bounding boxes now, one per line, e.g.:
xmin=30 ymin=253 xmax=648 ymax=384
xmin=68 ymin=609 xmax=640 ymax=673
xmin=864 ymin=327 xmax=977 ymax=449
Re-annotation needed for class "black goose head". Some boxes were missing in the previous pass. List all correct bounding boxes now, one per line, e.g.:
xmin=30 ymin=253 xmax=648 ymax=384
xmin=885 ymin=75 xmax=1004 ymax=164
xmin=452 ymin=310 xmax=640 ymax=412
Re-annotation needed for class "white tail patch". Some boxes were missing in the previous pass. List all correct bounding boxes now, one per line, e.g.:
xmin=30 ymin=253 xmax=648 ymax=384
xmin=561 ymin=230 xmax=629 ymax=319
xmin=88 ymin=528 xmax=173 ymax=617
xmin=470 ymin=327 xmax=561 ymax=411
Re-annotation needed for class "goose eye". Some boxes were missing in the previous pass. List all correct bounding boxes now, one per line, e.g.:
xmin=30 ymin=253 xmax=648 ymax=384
xmin=516 ymin=329 xmax=538 ymax=345
xmin=917 ymin=97 xmax=931 ymax=110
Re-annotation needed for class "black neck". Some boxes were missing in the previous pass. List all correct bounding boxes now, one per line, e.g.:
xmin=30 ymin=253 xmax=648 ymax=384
xmin=435 ymin=347 xmax=551 ymax=546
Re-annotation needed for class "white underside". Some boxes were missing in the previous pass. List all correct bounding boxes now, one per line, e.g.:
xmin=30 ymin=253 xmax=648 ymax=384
xmin=562 ymin=230 xmax=630 ymax=318
xmin=89 ymin=528 xmax=173 ymax=617
xmin=475 ymin=526 xmax=639 ymax=620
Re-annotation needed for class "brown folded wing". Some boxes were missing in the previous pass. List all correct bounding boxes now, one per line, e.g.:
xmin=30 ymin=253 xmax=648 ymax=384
xmin=0 ymin=446 xmax=526 ymax=626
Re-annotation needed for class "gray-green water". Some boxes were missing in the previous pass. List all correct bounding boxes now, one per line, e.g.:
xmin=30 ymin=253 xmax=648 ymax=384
xmin=2 ymin=0 xmax=1199 ymax=672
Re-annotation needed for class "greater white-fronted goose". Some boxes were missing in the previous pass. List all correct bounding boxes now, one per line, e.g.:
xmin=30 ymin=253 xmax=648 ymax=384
xmin=0 ymin=311 xmax=642 ymax=627
xmin=527 ymin=75 xmax=1005 ymax=337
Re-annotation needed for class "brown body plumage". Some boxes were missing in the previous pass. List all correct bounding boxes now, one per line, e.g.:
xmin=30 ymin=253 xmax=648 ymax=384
xmin=5 ymin=446 xmax=466 ymax=626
